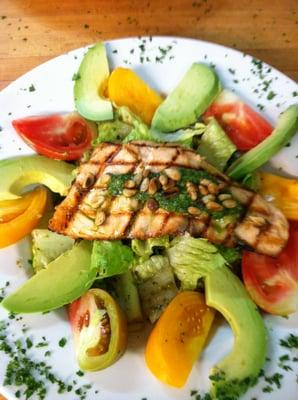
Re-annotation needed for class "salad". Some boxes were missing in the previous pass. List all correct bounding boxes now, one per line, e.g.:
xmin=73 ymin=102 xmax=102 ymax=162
xmin=0 ymin=41 xmax=298 ymax=400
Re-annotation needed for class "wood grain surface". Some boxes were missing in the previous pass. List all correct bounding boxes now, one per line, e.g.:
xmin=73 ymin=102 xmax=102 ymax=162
xmin=0 ymin=0 xmax=297 ymax=399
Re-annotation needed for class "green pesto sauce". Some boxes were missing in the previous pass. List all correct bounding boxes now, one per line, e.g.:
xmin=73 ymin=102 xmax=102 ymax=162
xmin=155 ymin=191 xmax=197 ymax=213
xmin=108 ymin=173 xmax=134 ymax=195
xmin=178 ymin=168 xmax=218 ymax=186
xmin=107 ymin=168 xmax=243 ymax=217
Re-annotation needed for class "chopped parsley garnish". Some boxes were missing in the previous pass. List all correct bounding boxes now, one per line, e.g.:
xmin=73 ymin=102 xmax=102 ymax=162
xmin=28 ymin=84 xmax=35 ymax=92
xmin=72 ymin=72 xmax=81 ymax=81
xmin=280 ymin=333 xmax=298 ymax=349
xmin=267 ymin=91 xmax=276 ymax=100
xmin=58 ymin=337 xmax=67 ymax=347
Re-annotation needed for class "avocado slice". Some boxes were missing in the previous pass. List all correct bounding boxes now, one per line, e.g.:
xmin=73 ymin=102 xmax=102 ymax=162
xmin=206 ymin=266 xmax=267 ymax=399
xmin=0 ymin=155 xmax=75 ymax=200
xmin=167 ymin=237 xmax=267 ymax=398
xmin=227 ymin=104 xmax=298 ymax=179
xmin=74 ymin=42 xmax=113 ymax=121
xmin=31 ymin=229 xmax=74 ymax=272
xmin=1 ymin=241 xmax=95 ymax=313
xmin=152 ymin=63 xmax=221 ymax=132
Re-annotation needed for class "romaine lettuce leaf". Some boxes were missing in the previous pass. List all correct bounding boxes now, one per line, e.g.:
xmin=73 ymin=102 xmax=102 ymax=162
xmin=91 ymin=240 xmax=134 ymax=278
xmin=132 ymin=255 xmax=166 ymax=280
xmin=131 ymin=236 xmax=170 ymax=257
xmin=198 ymin=117 xmax=236 ymax=171
xmin=95 ymin=120 xmax=132 ymax=143
xmin=134 ymin=255 xmax=178 ymax=323
xmin=167 ymin=236 xmax=227 ymax=289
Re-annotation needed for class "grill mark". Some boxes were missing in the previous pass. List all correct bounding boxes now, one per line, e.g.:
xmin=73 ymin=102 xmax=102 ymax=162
xmin=62 ymin=146 xmax=122 ymax=232
xmin=156 ymin=211 xmax=171 ymax=236
xmin=123 ymin=209 xmax=140 ymax=237
xmin=201 ymin=215 xmax=212 ymax=238
xmin=105 ymin=143 xmax=122 ymax=164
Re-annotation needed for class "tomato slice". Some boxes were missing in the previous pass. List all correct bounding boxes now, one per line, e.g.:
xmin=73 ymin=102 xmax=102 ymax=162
xmin=204 ymin=89 xmax=272 ymax=151
xmin=12 ymin=112 xmax=96 ymax=160
xmin=242 ymin=221 xmax=298 ymax=316
xmin=0 ymin=187 xmax=47 ymax=248
xmin=0 ymin=190 xmax=35 ymax=223
xmin=68 ymin=288 xmax=127 ymax=371
xmin=145 ymin=291 xmax=215 ymax=388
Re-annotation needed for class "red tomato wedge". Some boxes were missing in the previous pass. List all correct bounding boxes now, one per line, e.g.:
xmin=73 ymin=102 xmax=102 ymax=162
xmin=242 ymin=221 xmax=298 ymax=316
xmin=203 ymin=89 xmax=273 ymax=151
xmin=12 ymin=112 xmax=96 ymax=160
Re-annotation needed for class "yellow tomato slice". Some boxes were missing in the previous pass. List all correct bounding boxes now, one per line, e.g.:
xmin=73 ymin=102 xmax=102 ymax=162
xmin=0 ymin=187 xmax=47 ymax=248
xmin=108 ymin=67 xmax=163 ymax=125
xmin=0 ymin=190 xmax=38 ymax=223
xmin=145 ymin=291 xmax=215 ymax=388
xmin=259 ymin=172 xmax=298 ymax=221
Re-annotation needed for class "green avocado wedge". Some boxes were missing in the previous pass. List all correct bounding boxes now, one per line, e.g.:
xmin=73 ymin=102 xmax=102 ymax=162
xmin=167 ymin=237 xmax=267 ymax=399
xmin=0 ymin=155 xmax=75 ymax=200
xmin=227 ymin=104 xmax=298 ymax=179
xmin=1 ymin=241 xmax=95 ymax=313
xmin=151 ymin=63 xmax=221 ymax=132
xmin=206 ymin=266 xmax=267 ymax=399
xmin=74 ymin=42 xmax=113 ymax=121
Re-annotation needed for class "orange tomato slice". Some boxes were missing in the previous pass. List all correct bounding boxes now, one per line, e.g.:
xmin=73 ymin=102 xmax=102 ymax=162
xmin=0 ymin=191 xmax=36 ymax=223
xmin=108 ymin=67 xmax=163 ymax=125
xmin=145 ymin=291 xmax=215 ymax=388
xmin=0 ymin=187 xmax=47 ymax=248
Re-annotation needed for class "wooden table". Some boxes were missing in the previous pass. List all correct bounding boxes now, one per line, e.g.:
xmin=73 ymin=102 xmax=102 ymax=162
xmin=0 ymin=0 xmax=297 ymax=398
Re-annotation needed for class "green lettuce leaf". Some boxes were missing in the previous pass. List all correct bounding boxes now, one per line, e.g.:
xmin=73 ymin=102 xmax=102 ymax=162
xmin=134 ymin=255 xmax=178 ymax=323
xmin=131 ymin=236 xmax=170 ymax=258
xmin=167 ymin=236 xmax=227 ymax=289
xmin=91 ymin=240 xmax=134 ymax=278
xmin=215 ymin=244 xmax=241 ymax=265
xmin=95 ymin=120 xmax=132 ymax=143
xmin=198 ymin=117 xmax=236 ymax=171
xmin=133 ymin=255 xmax=166 ymax=281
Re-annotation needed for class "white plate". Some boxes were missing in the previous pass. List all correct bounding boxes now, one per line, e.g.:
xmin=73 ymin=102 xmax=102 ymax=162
xmin=0 ymin=37 xmax=297 ymax=400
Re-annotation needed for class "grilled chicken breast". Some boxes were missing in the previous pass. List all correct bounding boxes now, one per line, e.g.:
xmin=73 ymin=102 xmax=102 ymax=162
xmin=49 ymin=141 xmax=289 ymax=256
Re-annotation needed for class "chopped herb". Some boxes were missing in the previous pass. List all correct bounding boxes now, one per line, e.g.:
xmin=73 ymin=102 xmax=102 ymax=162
xmin=36 ymin=341 xmax=48 ymax=348
xmin=280 ymin=333 xmax=298 ymax=349
xmin=262 ymin=386 xmax=273 ymax=393
xmin=228 ymin=68 xmax=235 ymax=75
xmin=112 ymin=49 xmax=118 ymax=54
xmin=292 ymin=91 xmax=298 ymax=97
xmin=58 ymin=337 xmax=67 ymax=347
xmin=76 ymin=370 xmax=84 ymax=377
xmin=267 ymin=91 xmax=276 ymax=100
xmin=257 ymin=104 xmax=265 ymax=111
xmin=264 ymin=372 xmax=283 ymax=389
xmin=279 ymin=354 xmax=290 ymax=362
xmin=280 ymin=364 xmax=292 ymax=371
xmin=72 ymin=72 xmax=81 ymax=81
xmin=28 ymin=84 xmax=35 ymax=92
xmin=44 ymin=350 xmax=51 ymax=357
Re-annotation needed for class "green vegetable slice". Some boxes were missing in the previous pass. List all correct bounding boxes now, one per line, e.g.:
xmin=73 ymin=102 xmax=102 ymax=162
xmin=227 ymin=104 xmax=298 ymax=179
xmin=198 ymin=117 xmax=236 ymax=171
xmin=91 ymin=240 xmax=134 ymax=278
